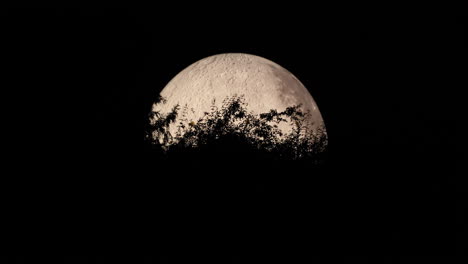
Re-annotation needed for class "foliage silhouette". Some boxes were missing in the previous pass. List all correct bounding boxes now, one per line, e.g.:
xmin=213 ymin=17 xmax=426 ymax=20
xmin=145 ymin=95 xmax=327 ymax=164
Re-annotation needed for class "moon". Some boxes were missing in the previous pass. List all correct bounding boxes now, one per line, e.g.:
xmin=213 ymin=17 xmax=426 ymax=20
xmin=152 ymin=53 xmax=326 ymax=142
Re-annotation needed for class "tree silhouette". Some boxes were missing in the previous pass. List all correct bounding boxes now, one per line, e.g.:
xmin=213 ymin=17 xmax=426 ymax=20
xmin=145 ymin=95 xmax=327 ymax=164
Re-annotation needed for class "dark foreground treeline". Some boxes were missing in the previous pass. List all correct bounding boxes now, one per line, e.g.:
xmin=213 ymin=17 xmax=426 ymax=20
xmin=146 ymin=95 xmax=328 ymax=164
xmin=142 ymin=95 xmax=330 ymax=201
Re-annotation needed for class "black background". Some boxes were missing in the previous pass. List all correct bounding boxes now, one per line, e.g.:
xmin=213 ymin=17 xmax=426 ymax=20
xmin=2 ymin=5 xmax=465 ymax=263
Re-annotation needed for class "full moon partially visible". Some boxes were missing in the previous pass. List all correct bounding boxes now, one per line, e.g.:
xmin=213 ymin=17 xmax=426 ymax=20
xmin=152 ymin=53 xmax=326 ymax=140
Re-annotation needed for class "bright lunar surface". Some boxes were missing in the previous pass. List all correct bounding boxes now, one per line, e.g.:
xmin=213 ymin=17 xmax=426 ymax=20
xmin=152 ymin=53 xmax=326 ymax=141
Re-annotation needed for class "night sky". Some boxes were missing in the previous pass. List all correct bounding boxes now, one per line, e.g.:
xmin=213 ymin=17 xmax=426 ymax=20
xmin=2 ymin=6 xmax=465 ymax=263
